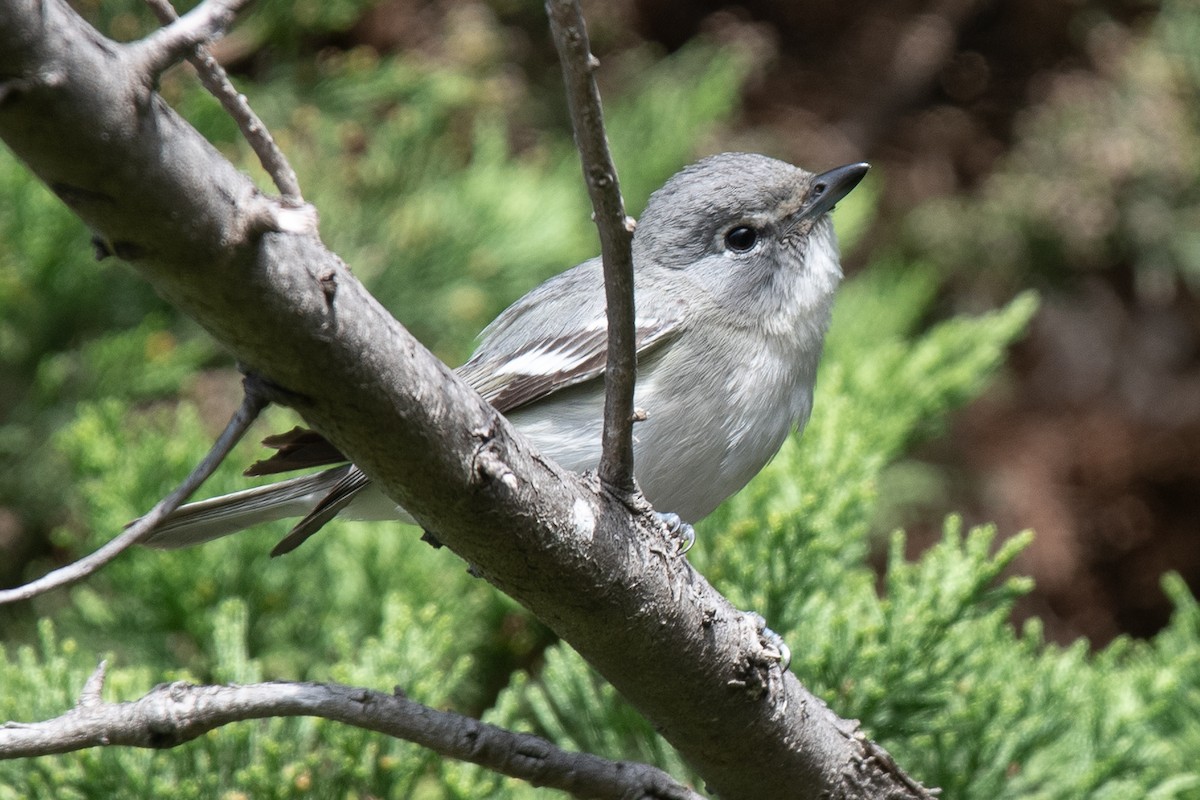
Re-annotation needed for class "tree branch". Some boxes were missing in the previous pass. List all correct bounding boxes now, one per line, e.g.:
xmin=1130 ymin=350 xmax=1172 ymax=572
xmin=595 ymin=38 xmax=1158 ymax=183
xmin=0 ymin=375 xmax=267 ymax=605
xmin=0 ymin=667 xmax=703 ymax=800
xmin=0 ymin=1 xmax=931 ymax=796
xmin=143 ymin=0 xmax=305 ymax=203
xmin=126 ymin=0 xmax=251 ymax=82
xmin=546 ymin=0 xmax=638 ymax=497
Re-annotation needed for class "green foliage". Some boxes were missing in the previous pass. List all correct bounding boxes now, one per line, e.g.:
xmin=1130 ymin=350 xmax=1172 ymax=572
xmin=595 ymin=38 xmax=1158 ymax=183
xmin=0 ymin=151 xmax=206 ymax=526
xmin=456 ymin=279 xmax=1200 ymax=798
xmin=0 ymin=601 xmax=473 ymax=800
xmin=903 ymin=0 xmax=1200 ymax=299
xmin=3 ymin=13 xmax=1199 ymax=800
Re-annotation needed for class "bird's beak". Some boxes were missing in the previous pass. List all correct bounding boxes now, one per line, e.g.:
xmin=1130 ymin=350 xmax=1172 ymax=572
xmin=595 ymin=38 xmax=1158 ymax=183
xmin=803 ymin=162 xmax=870 ymax=218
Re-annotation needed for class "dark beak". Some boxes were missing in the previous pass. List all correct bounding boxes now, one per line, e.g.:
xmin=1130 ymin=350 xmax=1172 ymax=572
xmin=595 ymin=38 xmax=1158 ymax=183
xmin=804 ymin=162 xmax=870 ymax=218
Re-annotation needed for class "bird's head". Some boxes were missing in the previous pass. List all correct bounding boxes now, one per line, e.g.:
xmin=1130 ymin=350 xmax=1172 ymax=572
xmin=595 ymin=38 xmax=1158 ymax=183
xmin=634 ymin=153 xmax=868 ymax=327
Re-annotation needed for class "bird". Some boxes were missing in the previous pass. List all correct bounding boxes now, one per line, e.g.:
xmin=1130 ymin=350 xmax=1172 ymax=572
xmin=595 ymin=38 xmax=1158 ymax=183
xmin=143 ymin=152 xmax=868 ymax=556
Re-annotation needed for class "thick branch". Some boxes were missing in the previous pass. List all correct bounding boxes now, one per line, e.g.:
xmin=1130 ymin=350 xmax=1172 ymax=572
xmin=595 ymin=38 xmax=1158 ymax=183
xmin=0 ymin=669 xmax=702 ymax=800
xmin=546 ymin=0 xmax=638 ymax=496
xmin=0 ymin=2 xmax=930 ymax=797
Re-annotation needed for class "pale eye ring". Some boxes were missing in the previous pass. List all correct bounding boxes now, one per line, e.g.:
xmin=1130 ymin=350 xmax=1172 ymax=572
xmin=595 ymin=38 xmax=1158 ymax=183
xmin=724 ymin=225 xmax=758 ymax=252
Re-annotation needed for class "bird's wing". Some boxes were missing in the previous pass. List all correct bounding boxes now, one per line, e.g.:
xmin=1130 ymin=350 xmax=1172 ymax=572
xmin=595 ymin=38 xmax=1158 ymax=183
xmin=247 ymin=259 xmax=686 ymax=475
xmin=459 ymin=313 xmax=684 ymax=413
xmin=458 ymin=257 xmax=686 ymax=412
xmin=212 ymin=261 xmax=685 ymax=555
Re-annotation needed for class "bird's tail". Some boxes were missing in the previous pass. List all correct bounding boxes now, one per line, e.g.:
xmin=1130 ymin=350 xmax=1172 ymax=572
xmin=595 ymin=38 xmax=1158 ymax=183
xmin=141 ymin=465 xmax=353 ymax=549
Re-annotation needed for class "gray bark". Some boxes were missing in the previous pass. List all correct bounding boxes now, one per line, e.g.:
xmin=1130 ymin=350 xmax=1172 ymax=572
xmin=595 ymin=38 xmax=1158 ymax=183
xmin=0 ymin=0 xmax=929 ymax=796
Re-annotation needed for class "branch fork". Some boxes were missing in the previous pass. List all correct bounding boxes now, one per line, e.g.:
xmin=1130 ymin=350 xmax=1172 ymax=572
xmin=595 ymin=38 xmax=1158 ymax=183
xmin=128 ymin=0 xmax=252 ymax=83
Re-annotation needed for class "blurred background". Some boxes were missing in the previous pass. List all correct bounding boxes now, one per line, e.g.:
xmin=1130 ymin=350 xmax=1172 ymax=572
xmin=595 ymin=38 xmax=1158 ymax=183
xmin=588 ymin=0 xmax=1200 ymax=648
xmin=2 ymin=0 xmax=1198 ymax=652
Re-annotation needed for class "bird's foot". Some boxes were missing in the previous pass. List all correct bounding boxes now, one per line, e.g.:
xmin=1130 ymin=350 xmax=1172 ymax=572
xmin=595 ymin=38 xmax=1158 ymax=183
xmin=752 ymin=614 xmax=791 ymax=671
xmin=656 ymin=511 xmax=695 ymax=555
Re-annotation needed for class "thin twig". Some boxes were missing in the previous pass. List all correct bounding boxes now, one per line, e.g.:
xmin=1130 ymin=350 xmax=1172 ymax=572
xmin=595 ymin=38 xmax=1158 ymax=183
xmin=0 ymin=674 xmax=703 ymax=800
xmin=127 ymin=0 xmax=252 ymax=82
xmin=143 ymin=0 xmax=304 ymax=202
xmin=0 ymin=377 xmax=268 ymax=605
xmin=545 ymin=0 xmax=638 ymax=498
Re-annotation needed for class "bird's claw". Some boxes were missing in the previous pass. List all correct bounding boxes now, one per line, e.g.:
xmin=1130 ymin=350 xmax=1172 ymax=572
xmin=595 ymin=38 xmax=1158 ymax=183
xmin=760 ymin=623 xmax=792 ymax=671
xmin=656 ymin=511 xmax=695 ymax=555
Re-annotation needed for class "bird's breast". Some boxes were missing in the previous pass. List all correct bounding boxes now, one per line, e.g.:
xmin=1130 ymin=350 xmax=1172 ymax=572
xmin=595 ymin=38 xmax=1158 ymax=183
xmin=628 ymin=327 xmax=817 ymax=520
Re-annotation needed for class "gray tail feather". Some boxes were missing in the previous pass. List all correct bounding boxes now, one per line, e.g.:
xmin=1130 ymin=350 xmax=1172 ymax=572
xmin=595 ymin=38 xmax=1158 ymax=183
xmin=141 ymin=465 xmax=353 ymax=549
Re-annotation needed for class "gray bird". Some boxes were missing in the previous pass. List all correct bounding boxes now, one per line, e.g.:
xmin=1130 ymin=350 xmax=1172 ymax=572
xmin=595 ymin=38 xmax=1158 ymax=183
xmin=144 ymin=153 xmax=868 ymax=555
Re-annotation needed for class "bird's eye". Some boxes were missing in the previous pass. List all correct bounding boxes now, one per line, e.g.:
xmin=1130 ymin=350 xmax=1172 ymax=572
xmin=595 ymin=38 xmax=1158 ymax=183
xmin=724 ymin=225 xmax=758 ymax=252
